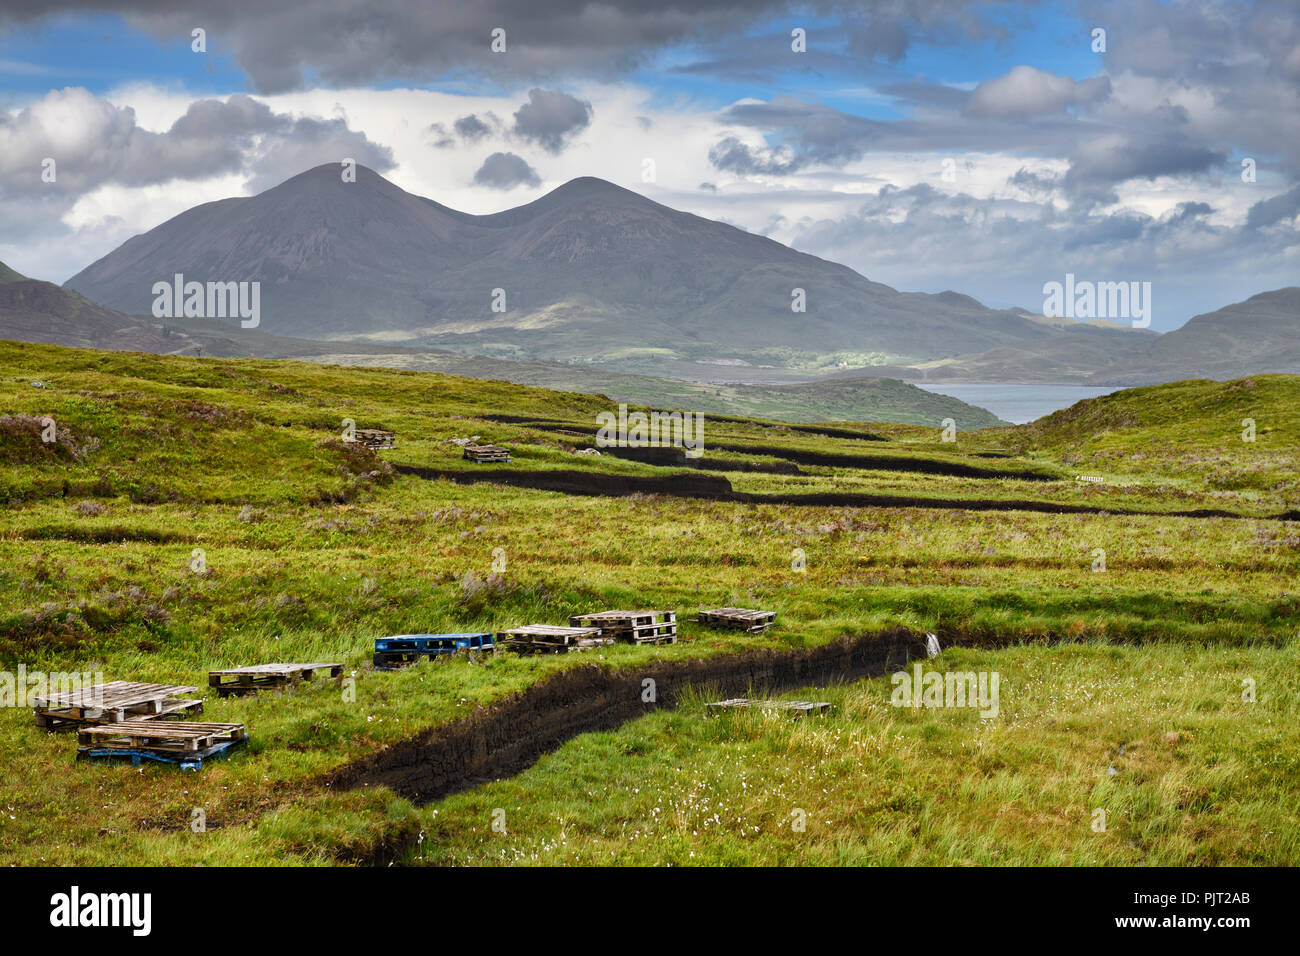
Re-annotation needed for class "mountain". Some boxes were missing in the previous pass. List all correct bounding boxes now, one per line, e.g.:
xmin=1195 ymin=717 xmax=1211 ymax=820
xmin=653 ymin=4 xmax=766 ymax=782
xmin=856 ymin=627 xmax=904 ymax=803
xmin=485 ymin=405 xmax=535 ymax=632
xmin=0 ymin=264 xmax=200 ymax=353
xmin=63 ymin=164 xmax=1136 ymax=368
xmin=1092 ymin=288 xmax=1300 ymax=385
xmin=0 ymin=259 xmax=342 ymax=358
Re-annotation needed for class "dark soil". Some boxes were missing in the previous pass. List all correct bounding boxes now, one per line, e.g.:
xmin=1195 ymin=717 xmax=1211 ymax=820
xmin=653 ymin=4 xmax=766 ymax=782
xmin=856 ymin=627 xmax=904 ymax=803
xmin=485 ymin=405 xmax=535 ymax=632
xmin=396 ymin=464 xmax=1275 ymax=520
xmin=326 ymin=628 xmax=929 ymax=808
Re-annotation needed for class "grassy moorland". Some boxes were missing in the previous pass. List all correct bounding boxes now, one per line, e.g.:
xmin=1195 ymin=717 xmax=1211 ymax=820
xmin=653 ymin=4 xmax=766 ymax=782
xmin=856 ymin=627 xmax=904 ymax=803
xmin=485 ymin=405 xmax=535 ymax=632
xmin=0 ymin=341 xmax=1295 ymax=866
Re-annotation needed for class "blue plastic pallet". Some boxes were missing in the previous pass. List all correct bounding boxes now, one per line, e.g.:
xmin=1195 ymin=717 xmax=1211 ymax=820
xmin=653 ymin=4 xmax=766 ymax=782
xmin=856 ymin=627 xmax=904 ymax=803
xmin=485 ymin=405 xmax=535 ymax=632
xmin=374 ymin=633 xmax=493 ymax=653
xmin=374 ymin=633 xmax=495 ymax=668
xmin=76 ymin=736 xmax=247 ymax=772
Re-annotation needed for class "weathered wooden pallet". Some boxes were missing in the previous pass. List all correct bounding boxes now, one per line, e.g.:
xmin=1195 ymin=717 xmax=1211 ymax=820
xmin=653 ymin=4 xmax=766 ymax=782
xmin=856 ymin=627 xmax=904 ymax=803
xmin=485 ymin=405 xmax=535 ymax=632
xmin=698 ymin=607 xmax=777 ymax=633
xmin=373 ymin=633 xmax=495 ymax=667
xmin=463 ymin=444 xmax=511 ymax=463
xmin=500 ymin=624 xmax=612 ymax=654
xmin=706 ymin=699 xmax=832 ymax=716
xmin=31 ymin=681 xmax=201 ymax=729
xmin=77 ymin=720 xmax=246 ymax=753
xmin=77 ymin=735 xmax=247 ymax=771
xmin=569 ymin=610 xmax=678 ymax=645
xmin=35 ymin=696 xmax=203 ymax=730
xmin=208 ymin=662 xmax=343 ymax=697
xmin=353 ymin=429 xmax=395 ymax=449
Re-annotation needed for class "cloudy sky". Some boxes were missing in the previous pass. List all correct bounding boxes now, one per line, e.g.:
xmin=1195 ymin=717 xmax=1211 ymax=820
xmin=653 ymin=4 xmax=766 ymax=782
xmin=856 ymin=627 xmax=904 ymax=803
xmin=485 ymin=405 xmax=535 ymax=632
xmin=0 ymin=0 xmax=1297 ymax=330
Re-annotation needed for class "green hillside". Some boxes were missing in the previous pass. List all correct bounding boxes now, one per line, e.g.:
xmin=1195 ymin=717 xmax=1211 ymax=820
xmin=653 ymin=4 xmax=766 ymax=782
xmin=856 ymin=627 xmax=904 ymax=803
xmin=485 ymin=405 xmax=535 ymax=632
xmin=990 ymin=374 xmax=1299 ymax=494
xmin=0 ymin=341 xmax=1295 ymax=866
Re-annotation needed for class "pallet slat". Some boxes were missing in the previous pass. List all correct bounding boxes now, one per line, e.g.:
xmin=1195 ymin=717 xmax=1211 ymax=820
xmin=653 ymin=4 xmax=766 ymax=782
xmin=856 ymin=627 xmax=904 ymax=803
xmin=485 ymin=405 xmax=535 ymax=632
xmin=77 ymin=720 xmax=246 ymax=753
xmin=35 ymin=696 xmax=203 ymax=731
xmin=706 ymin=699 xmax=831 ymax=716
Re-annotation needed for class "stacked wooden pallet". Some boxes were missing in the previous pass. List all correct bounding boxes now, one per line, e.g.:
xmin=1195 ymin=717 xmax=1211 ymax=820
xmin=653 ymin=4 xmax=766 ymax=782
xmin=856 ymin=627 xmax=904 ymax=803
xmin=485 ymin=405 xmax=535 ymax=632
xmin=76 ymin=720 xmax=247 ymax=770
xmin=698 ymin=607 xmax=777 ymax=633
xmin=31 ymin=681 xmax=203 ymax=731
xmin=706 ymin=698 xmax=832 ymax=717
xmin=463 ymin=443 xmax=511 ymax=463
xmin=569 ymin=610 xmax=678 ymax=645
xmin=208 ymin=662 xmax=343 ymax=697
xmin=353 ymin=429 xmax=394 ymax=449
xmin=500 ymin=624 xmax=612 ymax=654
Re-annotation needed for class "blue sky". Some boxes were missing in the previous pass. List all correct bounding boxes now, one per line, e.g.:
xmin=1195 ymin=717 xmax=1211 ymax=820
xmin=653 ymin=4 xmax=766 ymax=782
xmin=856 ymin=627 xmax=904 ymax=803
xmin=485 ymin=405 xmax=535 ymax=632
xmin=2 ymin=5 xmax=1105 ymax=109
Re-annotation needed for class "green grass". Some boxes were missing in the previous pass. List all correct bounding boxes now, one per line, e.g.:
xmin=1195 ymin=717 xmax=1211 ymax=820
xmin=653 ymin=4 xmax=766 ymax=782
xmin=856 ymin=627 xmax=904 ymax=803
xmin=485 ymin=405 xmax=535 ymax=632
xmin=0 ymin=340 xmax=1296 ymax=866
xmin=404 ymin=641 xmax=1300 ymax=866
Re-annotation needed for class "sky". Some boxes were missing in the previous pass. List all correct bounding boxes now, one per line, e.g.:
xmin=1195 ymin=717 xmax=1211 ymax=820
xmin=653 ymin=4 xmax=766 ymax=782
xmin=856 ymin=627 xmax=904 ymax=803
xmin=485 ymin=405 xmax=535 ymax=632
xmin=0 ymin=0 xmax=1296 ymax=331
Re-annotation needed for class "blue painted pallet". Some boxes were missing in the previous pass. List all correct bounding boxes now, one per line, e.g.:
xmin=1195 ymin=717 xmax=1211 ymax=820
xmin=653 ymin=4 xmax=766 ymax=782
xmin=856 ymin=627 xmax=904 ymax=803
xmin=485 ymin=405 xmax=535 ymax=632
xmin=374 ymin=633 xmax=493 ymax=653
xmin=374 ymin=633 xmax=495 ymax=669
xmin=76 ymin=736 xmax=247 ymax=772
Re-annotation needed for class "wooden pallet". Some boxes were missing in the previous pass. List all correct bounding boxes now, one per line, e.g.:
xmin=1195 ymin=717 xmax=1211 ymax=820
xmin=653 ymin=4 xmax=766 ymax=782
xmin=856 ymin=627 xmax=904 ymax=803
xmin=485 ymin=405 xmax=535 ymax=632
xmin=569 ymin=610 xmax=678 ymax=645
xmin=499 ymin=624 xmax=612 ymax=654
xmin=353 ymin=429 xmax=394 ymax=449
xmin=77 ymin=720 xmax=246 ymax=753
xmin=208 ymin=662 xmax=343 ymax=697
xmin=463 ymin=444 xmax=511 ymax=463
xmin=698 ymin=607 xmax=777 ymax=633
xmin=36 ymin=696 xmax=203 ymax=730
xmin=31 ymin=681 xmax=202 ymax=730
xmin=706 ymin=699 xmax=832 ymax=716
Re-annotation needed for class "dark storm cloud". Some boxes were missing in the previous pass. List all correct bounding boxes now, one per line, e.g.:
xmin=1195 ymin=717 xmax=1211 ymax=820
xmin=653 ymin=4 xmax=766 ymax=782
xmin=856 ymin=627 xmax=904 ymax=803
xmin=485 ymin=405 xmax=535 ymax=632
xmin=511 ymin=88 xmax=592 ymax=153
xmin=1062 ymin=136 xmax=1226 ymax=207
xmin=473 ymin=151 xmax=540 ymax=189
xmin=1245 ymin=185 xmax=1300 ymax=229
xmin=671 ymin=2 xmax=1041 ymax=84
xmin=1007 ymin=167 xmax=1060 ymax=196
xmin=708 ymin=136 xmax=803 ymax=176
xmin=711 ymin=96 xmax=1092 ymax=176
xmin=454 ymin=114 xmax=492 ymax=141
xmin=0 ymin=1 xmax=1050 ymax=93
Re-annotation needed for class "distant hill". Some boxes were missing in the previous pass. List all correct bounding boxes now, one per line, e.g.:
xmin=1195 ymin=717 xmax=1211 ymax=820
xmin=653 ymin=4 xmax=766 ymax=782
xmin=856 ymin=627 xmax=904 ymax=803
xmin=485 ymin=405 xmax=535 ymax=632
xmin=1093 ymin=288 xmax=1300 ymax=385
xmin=0 ymin=259 xmax=1000 ymax=426
xmin=995 ymin=373 xmax=1299 ymax=489
xmin=63 ymin=164 xmax=1134 ymax=368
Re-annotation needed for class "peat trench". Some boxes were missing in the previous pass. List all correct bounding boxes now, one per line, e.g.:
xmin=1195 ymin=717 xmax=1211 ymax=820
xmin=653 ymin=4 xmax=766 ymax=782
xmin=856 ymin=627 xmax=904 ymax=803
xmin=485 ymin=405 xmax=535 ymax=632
xmin=484 ymin=417 xmax=1046 ymax=480
xmin=395 ymin=464 xmax=1296 ymax=521
xmin=482 ymin=414 xmax=889 ymax=443
xmin=325 ymin=628 xmax=930 ymax=863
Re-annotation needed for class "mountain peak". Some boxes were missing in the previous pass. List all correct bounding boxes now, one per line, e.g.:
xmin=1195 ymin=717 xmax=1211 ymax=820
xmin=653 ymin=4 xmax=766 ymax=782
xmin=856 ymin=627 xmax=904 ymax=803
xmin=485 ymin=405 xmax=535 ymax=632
xmin=0 ymin=261 xmax=27 ymax=285
xmin=61 ymin=162 xmax=1090 ymax=364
